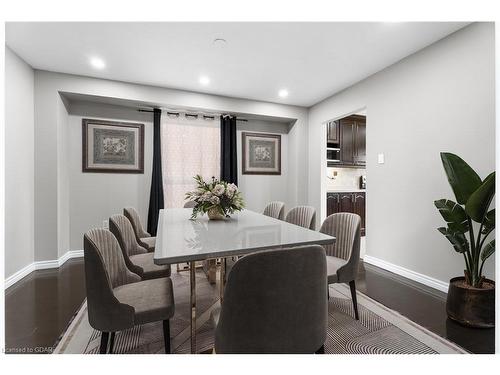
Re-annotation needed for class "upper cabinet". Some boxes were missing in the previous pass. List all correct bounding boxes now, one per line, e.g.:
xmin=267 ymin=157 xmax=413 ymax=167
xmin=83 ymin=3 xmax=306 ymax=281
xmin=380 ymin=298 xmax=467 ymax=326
xmin=326 ymin=120 xmax=340 ymax=143
xmin=327 ymin=115 xmax=365 ymax=168
xmin=339 ymin=118 xmax=355 ymax=165
xmin=353 ymin=117 xmax=366 ymax=166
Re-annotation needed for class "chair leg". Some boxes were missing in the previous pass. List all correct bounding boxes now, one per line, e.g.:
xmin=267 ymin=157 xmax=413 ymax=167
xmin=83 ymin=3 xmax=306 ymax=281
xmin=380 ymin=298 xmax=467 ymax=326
xmin=315 ymin=344 xmax=325 ymax=354
xmin=109 ymin=332 xmax=116 ymax=354
xmin=349 ymin=280 xmax=359 ymax=320
xmin=99 ymin=332 xmax=109 ymax=354
xmin=163 ymin=320 xmax=171 ymax=354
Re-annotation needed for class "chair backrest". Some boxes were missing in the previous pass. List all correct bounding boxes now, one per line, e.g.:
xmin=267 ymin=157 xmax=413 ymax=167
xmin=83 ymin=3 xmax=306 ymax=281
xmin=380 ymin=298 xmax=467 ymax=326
xmin=215 ymin=246 xmax=327 ymax=354
xmin=123 ymin=207 xmax=149 ymax=240
xmin=320 ymin=213 xmax=361 ymax=260
xmin=183 ymin=200 xmax=197 ymax=208
xmin=83 ymin=228 xmax=139 ymax=331
xmin=285 ymin=206 xmax=316 ymax=230
xmin=263 ymin=201 xmax=285 ymax=220
xmin=109 ymin=214 xmax=148 ymax=258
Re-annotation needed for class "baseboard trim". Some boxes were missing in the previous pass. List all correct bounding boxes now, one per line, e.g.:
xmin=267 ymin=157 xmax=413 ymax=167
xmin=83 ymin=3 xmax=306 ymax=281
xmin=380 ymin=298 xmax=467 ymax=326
xmin=5 ymin=250 xmax=84 ymax=289
xmin=363 ymin=255 xmax=449 ymax=293
xmin=4 ymin=263 xmax=37 ymax=290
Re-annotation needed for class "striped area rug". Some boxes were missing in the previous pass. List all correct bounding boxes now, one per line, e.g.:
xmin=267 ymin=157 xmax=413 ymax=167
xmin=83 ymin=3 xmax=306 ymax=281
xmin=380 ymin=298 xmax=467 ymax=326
xmin=54 ymin=270 xmax=467 ymax=354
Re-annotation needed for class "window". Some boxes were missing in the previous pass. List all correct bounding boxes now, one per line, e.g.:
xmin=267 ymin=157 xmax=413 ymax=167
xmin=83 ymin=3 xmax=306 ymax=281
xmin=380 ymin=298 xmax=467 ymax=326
xmin=161 ymin=115 xmax=220 ymax=208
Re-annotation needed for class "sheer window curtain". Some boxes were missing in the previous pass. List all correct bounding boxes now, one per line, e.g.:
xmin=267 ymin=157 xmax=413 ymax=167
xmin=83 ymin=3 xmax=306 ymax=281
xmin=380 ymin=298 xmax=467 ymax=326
xmin=161 ymin=115 xmax=220 ymax=208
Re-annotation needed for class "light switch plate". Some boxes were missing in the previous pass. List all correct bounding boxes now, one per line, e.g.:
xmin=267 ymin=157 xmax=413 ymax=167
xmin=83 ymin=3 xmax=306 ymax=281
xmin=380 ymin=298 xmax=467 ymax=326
xmin=378 ymin=153 xmax=385 ymax=164
xmin=103 ymin=220 xmax=109 ymax=229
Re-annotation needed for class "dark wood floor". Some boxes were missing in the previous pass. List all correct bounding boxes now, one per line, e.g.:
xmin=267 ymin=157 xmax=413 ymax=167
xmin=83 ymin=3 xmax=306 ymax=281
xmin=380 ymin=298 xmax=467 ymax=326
xmin=4 ymin=258 xmax=495 ymax=354
xmin=4 ymin=259 xmax=86 ymax=354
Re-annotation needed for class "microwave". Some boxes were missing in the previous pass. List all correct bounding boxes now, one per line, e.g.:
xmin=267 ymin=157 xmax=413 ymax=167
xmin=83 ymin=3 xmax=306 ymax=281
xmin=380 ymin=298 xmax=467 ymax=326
xmin=326 ymin=147 xmax=340 ymax=163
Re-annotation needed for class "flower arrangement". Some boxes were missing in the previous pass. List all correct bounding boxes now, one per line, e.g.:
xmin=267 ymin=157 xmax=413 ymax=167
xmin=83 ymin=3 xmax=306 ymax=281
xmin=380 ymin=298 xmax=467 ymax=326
xmin=185 ymin=175 xmax=245 ymax=220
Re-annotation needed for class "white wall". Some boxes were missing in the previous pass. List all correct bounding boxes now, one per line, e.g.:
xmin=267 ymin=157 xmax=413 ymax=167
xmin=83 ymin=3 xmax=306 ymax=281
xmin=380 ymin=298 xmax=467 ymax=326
xmin=237 ymin=120 xmax=291 ymax=212
xmin=67 ymin=101 xmax=154 ymax=251
xmin=57 ymin=95 xmax=71 ymax=258
xmin=64 ymin=103 xmax=291 ymax=250
xmin=5 ymin=47 xmax=35 ymax=278
xmin=308 ymin=23 xmax=495 ymax=284
xmin=31 ymin=71 xmax=307 ymax=261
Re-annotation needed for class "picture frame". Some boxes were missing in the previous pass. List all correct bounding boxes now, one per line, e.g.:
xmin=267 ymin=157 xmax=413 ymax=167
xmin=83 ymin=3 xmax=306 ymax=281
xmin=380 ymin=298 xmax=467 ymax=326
xmin=242 ymin=132 xmax=281 ymax=175
xmin=82 ymin=118 xmax=144 ymax=174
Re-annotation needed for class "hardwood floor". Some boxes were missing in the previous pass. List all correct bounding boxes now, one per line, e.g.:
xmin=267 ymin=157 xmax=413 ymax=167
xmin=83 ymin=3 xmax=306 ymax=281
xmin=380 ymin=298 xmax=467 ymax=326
xmin=4 ymin=258 xmax=495 ymax=354
xmin=357 ymin=263 xmax=494 ymax=354
xmin=4 ymin=258 xmax=86 ymax=354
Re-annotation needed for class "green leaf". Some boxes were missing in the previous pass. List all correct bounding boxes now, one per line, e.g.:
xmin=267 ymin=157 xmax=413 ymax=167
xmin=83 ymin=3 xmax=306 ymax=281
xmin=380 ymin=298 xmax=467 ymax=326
xmin=481 ymin=240 xmax=495 ymax=262
xmin=465 ymin=172 xmax=495 ymax=223
xmin=440 ymin=153 xmax=482 ymax=205
xmin=482 ymin=209 xmax=495 ymax=234
xmin=437 ymin=227 xmax=470 ymax=253
xmin=434 ymin=199 xmax=469 ymax=233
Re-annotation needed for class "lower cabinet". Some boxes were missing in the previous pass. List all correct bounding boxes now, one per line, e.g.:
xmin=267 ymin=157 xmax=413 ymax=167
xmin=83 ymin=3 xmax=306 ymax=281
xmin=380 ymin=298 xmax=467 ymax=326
xmin=327 ymin=191 xmax=366 ymax=236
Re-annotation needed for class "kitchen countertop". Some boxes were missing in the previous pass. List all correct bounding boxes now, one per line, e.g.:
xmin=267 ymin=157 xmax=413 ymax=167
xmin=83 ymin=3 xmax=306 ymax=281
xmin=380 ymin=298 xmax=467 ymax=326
xmin=327 ymin=188 xmax=366 ymax=193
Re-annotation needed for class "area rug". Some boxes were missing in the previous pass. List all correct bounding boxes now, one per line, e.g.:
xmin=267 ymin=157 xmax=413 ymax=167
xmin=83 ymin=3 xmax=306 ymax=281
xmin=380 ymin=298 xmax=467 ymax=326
xmin=54 ymin=269 xmax=467 ymax=354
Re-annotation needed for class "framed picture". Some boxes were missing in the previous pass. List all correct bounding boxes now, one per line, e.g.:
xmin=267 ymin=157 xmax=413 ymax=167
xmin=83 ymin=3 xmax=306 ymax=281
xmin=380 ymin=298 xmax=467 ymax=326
xmin=242 ymin=132 xmax=281 ymax=175
xmin=82 ymin=119 xmax=144 ymax=173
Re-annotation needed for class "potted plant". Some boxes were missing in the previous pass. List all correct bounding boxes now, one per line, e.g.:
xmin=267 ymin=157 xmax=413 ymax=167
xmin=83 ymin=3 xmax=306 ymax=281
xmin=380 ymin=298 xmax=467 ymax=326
xmin=435 ymin=153 xmax=495 ymax=327
xmin=185 ymin=175 xmax=245 ymax=220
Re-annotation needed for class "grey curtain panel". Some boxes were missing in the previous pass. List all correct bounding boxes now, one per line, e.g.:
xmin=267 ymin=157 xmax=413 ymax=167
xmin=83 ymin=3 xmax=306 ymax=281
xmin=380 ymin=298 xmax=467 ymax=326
xmin=147 ymin=108 xmax=164 ymax=236
xmin=220 ymin=115 xmax=238 ymax=185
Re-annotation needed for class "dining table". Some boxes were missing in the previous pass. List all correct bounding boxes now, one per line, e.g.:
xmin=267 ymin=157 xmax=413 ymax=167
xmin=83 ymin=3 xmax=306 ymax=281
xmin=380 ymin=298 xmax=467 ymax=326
xmin=154 ymin=208 xmax=335 ymax=353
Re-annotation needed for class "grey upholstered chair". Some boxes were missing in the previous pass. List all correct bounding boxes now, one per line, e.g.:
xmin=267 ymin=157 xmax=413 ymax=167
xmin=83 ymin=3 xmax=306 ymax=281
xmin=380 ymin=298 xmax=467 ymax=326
xmin=263 ymin=201 xmax=285 ymax=220
xmin=123 ymin=207 xmax=155 ymax=252
xmin=320 ymin=213 xmax=361 ymax=320
xmin=285 ymin=206 xmax=316 ymax=230
xmin=109 ymin=214 xmax=170 ymax=280
xmin=212 ymin=245 xmax=327 ymax=354
xmin=183 ymin=200 xmax=196 ymax=208
xmin=83 ymin=228 xmax=175 ymax=353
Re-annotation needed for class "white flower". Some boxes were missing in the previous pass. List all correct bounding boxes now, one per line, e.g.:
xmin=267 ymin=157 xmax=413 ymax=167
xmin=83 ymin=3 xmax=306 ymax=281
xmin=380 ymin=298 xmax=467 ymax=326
xmin=226 ymin=183 xmax=238 ymax=197
xmin=200 ymin=191 xmax=213 ymax=202
xmin=210 ymin=196 xmax=220 ymax=205
xmin=212 ymin=184 xmax=225 ymax=196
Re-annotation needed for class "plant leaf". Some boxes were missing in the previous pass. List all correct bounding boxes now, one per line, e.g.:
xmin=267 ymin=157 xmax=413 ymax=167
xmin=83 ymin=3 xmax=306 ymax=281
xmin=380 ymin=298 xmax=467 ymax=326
xmin=465 ymin=172 xmax=495 ymax=223
xmin=482 ymin=209 xmax=495 ymax=234
xmin=481 ymin=240 xmax=495 ymax=262
xmin=440 ymin=153 xmax=482 ymax=205
xmin=437 ymin=227 xmax=470 ymax=253
xmin=434 ymin=199 xmax=469 ymax=233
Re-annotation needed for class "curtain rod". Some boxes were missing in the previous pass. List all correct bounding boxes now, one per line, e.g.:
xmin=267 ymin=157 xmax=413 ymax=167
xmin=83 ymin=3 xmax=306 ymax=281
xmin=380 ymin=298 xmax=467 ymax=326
xmin=137 ymin=108 xmax=248 ymax=122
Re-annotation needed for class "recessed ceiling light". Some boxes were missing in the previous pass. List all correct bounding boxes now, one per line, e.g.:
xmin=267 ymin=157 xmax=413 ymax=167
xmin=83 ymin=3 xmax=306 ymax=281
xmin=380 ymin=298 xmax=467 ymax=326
xmin=213 ymin=38 xmax=227 ymax=47
xmin=199 ymin=76 xmax=210 ymax=85
xmin=89 ymin=57 xmax=106 ymax=70
xmin=278 ymin=89 xmax=289 ymax=98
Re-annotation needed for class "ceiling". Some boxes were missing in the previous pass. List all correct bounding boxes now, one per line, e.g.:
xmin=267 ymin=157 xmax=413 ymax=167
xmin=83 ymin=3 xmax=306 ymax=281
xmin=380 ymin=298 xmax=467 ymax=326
xmin=6 ymin=22 xmax=468 ymax=107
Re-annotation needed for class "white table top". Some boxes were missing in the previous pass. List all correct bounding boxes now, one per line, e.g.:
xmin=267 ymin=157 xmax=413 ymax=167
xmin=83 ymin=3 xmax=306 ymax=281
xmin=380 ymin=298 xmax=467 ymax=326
xmin=154 ymin=208 xmax=335 ymax=264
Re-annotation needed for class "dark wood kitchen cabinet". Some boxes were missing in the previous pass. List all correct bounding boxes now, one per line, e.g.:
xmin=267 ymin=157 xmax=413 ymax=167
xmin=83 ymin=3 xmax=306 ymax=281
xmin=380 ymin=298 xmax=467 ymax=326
xmin=354 ymin=119 xmax=366 ymax=166
xmin=353 ymin=192 xmax=366 ymax=235
xmin=326 ymin=191 xmax=365 ymax=236
xmin=326 ymin=192 xmax=340 ymax=216
xmin=339 ymin=192 xmax=354 ymax=213
xmin=326 ymin=120 xmax=340 ymax=143
xmin=327 ymin=115 xmax=365 ymax=168
xmin=339 ymin=119 xmax=355 ymax=165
